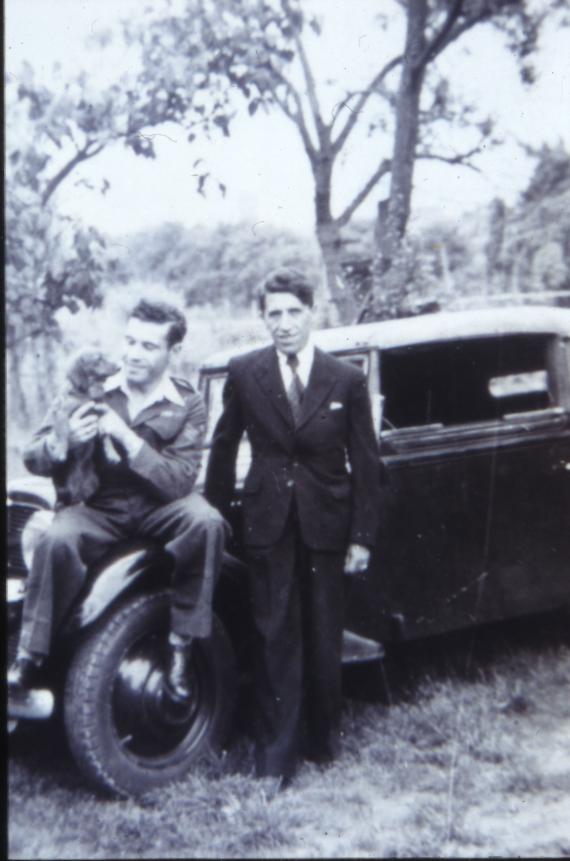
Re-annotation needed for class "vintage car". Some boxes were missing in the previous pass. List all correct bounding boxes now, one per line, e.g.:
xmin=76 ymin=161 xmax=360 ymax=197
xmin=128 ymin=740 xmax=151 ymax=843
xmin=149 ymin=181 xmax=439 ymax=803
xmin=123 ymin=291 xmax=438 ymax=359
xmin=7 ymin=305 xmax=570 ymax=795
xmin=200 ymin=305 xmax=570 ymax=643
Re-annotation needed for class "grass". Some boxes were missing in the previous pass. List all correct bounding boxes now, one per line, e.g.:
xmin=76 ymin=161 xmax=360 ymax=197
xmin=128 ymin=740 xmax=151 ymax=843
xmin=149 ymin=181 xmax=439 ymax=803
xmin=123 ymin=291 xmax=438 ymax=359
xmin=8 ymin=611 xmax=570 ymax=859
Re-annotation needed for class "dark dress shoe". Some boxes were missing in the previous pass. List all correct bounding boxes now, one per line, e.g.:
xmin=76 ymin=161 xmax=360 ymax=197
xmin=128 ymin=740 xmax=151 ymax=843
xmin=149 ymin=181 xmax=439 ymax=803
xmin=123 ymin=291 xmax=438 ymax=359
xmin=305 ymin=747 xmax=335 ymax=766
xmin=303 ymin=736 xmax=337 ymax=766
xmin=164 ymin=641 xmax=195 ymax=704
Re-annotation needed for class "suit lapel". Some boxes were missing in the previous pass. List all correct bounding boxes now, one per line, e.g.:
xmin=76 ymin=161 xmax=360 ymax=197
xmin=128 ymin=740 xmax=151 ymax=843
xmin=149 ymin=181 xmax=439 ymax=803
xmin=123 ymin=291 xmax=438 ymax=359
xmin=296 ymin=348 xmax=337 ymax=431
xmin=253 ymin=347 xmax=294 ymax=428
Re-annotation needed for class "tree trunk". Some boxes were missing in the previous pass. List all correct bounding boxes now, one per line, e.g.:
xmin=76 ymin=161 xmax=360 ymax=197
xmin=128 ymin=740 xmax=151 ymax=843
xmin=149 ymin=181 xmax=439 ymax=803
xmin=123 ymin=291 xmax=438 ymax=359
xmin=316 ymin=221 xmax=353 ymax=325
xmin=312 ymin=152 xmax=356 ymax=325
xmin=486 ymin=198 xmax=507 ymax=291
xmin=371 ymin=0 xmax=428 ymax=318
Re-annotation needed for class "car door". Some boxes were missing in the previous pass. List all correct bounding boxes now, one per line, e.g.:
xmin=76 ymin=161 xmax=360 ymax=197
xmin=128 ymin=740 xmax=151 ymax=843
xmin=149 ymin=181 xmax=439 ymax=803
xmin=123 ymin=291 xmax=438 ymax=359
xmin=368 ymin=332 xmax=570 ymax=641
xmin=483 ymin=334 xmax=570 ymax=617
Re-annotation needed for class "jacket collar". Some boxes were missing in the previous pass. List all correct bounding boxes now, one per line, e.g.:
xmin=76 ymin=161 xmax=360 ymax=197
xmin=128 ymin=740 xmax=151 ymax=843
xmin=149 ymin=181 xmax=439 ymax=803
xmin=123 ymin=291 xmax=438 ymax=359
xmin=276 ymin=341 xmax=315 ymax=386
xmin=296 ymin=347 xmax=337 ymax=430
xmin=253 ymin=346 xmax=337 ymax=431
xmin=106 ymin=370 xmax=184 ymax=404
xmin=253 ymin=347 xmax=292 ymax=427
xmin=105 ymin=370 xmax=185 ymax=424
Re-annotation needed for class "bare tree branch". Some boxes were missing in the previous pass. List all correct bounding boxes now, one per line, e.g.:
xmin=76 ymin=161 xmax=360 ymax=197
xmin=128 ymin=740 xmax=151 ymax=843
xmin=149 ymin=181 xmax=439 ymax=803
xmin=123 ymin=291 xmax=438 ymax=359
xmin=268 ymin=65 xmax=318 ymax=162
xmin=416 ymin=146 xmax=483 ymax=172
xmin=272 ymin=91 xmax=317 ymax=163
xmin=280 ymin=0 xmax=328 ymax=145
xmin=331 ymin=55 xmax=402 ymax=155
xmin=41 ymin=142 xmax=105 ymax=207
xmin=428 ymin=0 xmax=521 ymax=64
xmin=414 ymin=0 xmax=464 ymax=73
xmin=336 ymin=159 xmax=392 ymax=227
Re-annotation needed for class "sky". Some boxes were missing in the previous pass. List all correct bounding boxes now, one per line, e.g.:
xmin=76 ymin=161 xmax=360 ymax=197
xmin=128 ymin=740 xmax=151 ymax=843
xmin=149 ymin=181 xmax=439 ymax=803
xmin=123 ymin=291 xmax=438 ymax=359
xmin=5 ymin=0 xmax=570 ymax=239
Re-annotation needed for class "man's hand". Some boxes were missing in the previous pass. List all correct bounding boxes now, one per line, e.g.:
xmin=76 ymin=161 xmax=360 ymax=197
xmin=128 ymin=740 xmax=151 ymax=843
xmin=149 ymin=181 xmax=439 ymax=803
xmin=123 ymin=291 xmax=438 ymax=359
xmin=344 ymin=543 xmax=371 ymax=577
xmin=68 ymin=402 xmax=102 ymax=448
xmin=97 ymin=405 xmax=143 ymax=459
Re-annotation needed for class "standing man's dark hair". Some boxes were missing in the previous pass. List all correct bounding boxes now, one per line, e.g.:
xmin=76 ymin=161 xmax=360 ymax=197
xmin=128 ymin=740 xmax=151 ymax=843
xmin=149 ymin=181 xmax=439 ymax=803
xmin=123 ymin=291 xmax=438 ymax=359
xmin=257 ymin=267 xmax=315 ymax=312
xmin=130 ymin=299 xmax=187 ymax=347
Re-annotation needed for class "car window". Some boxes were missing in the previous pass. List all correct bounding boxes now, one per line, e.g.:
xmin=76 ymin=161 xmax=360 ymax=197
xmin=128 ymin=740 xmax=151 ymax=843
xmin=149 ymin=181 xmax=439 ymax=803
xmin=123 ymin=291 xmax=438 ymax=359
xmin=379 ymin=334 xmax=555 ymax=431
xmin=334 ymin=352 xmax=369 ymax=374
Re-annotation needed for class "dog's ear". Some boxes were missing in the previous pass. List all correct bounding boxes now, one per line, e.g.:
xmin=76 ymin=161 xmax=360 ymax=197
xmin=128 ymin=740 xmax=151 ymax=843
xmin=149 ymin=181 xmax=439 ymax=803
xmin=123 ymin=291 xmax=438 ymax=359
xmin=67 ymin=355 xmax=89 ymax=393
xmin=93 ymin=353 xmax=120 ymax=380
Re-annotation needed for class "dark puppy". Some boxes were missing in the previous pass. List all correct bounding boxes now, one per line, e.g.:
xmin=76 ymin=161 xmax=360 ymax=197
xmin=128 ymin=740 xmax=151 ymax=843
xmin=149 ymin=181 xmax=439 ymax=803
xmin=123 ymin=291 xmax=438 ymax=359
xmin=51 ymin=350 xmax=121 ymax=506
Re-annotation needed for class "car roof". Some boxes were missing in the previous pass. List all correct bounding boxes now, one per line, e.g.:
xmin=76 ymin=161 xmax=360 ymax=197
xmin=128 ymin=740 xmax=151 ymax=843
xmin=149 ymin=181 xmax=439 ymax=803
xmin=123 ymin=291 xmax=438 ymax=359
xmin=201 ymin=306 xmax=570 ymax=371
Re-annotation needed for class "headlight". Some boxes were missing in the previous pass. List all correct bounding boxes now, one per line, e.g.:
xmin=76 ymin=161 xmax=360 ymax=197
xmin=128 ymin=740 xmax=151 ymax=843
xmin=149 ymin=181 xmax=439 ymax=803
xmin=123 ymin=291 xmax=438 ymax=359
xmin=21 ymin=509 xmax=55 ymax=570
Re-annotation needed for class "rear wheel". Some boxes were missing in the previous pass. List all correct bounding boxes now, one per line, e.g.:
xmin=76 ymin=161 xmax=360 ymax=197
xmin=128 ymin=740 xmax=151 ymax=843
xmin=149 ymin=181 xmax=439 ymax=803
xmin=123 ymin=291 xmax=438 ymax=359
xmin=64 ymin=591 xmax=236 ymax=796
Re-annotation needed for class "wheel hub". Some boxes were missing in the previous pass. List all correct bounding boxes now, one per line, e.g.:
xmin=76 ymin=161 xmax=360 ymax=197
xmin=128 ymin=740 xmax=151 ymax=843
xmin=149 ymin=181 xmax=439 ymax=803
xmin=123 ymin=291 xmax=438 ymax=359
xmin=111 ymin=635 xmax=209 ymax=761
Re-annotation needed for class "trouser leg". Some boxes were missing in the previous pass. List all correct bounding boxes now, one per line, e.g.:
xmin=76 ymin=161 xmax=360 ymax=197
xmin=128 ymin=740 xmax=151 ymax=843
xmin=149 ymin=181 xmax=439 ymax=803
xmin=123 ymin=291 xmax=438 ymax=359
xmin=246 ymin=524 xmax=303 ymax=781
xmin=300 ymin=549 xmax=345 ymax=759
xmin=19 ymin=504 xmax=123 ymax=658
xmin=138 ymin=492 xmax=229 ymax=641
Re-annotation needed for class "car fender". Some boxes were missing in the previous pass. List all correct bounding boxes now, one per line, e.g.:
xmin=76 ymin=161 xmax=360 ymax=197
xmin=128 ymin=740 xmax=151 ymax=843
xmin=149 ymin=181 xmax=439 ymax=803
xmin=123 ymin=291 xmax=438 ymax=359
xmin=67 ymin=545 xmax=249 ymax=633
xmin=67 ymin=543 xmax=171 ymax=632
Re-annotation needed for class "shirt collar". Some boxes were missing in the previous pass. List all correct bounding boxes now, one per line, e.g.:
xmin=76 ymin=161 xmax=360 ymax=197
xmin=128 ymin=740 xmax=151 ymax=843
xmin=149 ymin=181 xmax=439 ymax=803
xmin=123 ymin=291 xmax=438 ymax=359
xmin=105 ymin=370 xmax=185 ymax=408
xmin=276 ymin=340 xmax=314 ymax=369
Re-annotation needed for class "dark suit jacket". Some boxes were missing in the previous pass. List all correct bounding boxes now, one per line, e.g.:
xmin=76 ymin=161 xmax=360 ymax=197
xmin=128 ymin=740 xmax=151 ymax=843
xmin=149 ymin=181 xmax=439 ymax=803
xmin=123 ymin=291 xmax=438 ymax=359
xmin=205 ymin=346 xmax=380 ymax=551
xmin=24 ymin=377 xmax=207 ymax=507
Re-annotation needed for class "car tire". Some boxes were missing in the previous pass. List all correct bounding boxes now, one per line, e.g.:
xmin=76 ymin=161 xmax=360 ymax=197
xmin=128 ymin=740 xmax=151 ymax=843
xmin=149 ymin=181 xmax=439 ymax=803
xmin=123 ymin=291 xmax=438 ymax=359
xmin=64 ymin=590 xmax=236 ymax=797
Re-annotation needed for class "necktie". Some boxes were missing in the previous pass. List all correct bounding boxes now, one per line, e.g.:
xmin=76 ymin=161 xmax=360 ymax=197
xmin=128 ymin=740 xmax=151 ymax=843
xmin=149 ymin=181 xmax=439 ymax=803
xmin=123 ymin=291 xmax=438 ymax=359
xmin=286 ymin=353 xmax=304 ymax=425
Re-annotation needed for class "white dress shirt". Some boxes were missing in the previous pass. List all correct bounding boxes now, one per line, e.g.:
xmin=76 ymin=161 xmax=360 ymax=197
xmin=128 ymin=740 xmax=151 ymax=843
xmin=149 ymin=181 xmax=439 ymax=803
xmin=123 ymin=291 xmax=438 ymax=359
xmin=276 ymin=341 xmax=315 ymax=392
xmin=104 ymin=370 xmax=184 ymax=421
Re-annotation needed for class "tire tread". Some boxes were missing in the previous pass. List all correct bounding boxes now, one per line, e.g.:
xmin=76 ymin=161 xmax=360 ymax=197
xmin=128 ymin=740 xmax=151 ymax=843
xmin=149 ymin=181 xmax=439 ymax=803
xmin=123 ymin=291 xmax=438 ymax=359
xmin=64 ymin=591 xmax=236 ymax=796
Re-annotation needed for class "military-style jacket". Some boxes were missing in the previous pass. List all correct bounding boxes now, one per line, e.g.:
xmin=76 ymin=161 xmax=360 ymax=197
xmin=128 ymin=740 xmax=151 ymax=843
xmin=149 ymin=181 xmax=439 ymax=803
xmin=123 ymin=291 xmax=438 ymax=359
xmin=23 ymin=377 xmax=206 ymax=507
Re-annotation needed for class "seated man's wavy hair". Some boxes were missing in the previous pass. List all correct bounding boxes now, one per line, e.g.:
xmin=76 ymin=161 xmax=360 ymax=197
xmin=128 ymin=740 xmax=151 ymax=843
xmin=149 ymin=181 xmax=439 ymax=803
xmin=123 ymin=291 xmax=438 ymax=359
xmin=129 ymin=299 xmax=187 ymax=348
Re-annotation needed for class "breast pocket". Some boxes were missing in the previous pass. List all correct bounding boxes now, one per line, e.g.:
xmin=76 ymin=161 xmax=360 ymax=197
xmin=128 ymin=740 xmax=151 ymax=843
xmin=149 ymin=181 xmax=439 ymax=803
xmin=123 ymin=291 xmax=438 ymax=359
xmin=144 ymin=412 xmax=187 ymax=443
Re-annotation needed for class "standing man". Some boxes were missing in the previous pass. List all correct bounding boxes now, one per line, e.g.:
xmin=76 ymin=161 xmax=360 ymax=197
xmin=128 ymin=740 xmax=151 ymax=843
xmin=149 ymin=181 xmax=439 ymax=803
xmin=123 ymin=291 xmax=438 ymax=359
xmin=205 ymin=268 xmax=379 ymax=784
xmin=9 ymin=299 xmax=228 ymax=708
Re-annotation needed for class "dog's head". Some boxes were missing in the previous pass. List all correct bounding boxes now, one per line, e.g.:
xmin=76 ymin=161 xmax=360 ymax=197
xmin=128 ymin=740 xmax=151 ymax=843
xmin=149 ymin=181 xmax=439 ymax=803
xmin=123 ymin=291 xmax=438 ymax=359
xmin=67 ymin=351 xmax=121 ymax=399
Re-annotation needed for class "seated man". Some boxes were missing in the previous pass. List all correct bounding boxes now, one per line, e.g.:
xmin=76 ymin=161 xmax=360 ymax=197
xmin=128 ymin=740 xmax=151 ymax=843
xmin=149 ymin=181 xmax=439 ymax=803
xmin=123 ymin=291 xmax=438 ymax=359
xmin=9 ymin=298 xmax=228 ymax=705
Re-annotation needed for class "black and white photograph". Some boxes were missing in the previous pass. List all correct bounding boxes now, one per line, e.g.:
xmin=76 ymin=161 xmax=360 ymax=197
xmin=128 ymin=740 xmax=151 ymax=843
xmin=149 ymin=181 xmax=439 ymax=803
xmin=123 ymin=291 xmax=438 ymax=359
xmin=6 ymin=0 xmax=570 ymax=857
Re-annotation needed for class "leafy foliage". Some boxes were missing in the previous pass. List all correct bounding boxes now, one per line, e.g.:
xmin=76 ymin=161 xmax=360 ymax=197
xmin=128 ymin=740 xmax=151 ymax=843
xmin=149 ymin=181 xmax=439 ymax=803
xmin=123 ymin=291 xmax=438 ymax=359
xmin=115 ymin=220 xmax=322 ymax=309
xmin=128 ymin=0 xmax=568 ymax=322
xmin=5 ymin=75 xmax=119 ymax=346
xmin=490 ymin=144 xmax=570 ymax=295
xmin=5 ymin=26 xmax=237 ymax=345
xmin=339 ymin=144 xmax=570 ymax=318
xmin=367 ymin=0 xmax=570 ymax=318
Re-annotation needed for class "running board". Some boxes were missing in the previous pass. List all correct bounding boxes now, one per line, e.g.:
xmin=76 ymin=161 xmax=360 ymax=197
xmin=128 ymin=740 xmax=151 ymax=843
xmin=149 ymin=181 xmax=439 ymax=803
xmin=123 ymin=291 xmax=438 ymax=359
xmin=342 ymin=630 xmax=385 ymax=664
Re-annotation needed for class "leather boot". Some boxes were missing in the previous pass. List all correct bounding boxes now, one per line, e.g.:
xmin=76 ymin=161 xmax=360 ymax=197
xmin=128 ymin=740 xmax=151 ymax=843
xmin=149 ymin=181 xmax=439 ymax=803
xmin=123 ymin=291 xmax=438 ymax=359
xmin=164 ymin=641 xmax=195 ymax=704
